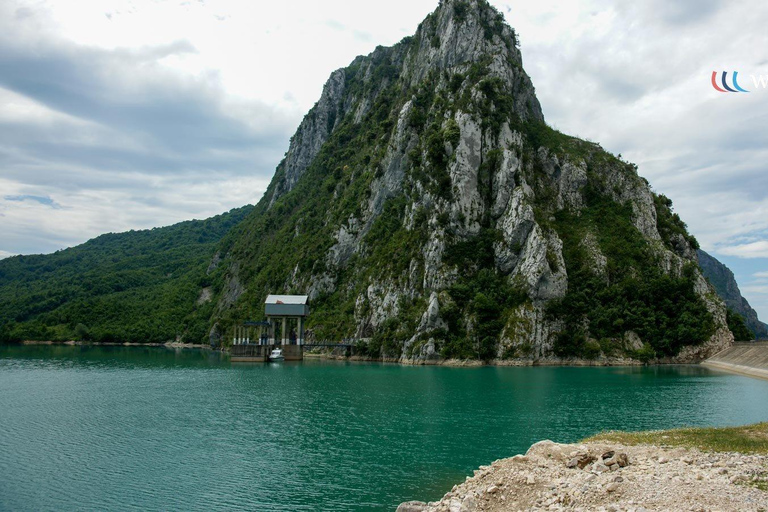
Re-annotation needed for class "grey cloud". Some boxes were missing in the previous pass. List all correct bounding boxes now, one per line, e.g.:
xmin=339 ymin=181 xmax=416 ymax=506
xmin=0 ymin=36 xmax=296 ymax=176
xmin=0 ymin=221 xmax=78 ymax=255
xmin=0 ymin=19 xmax=302 ymax=256
xmin=650 ymin=0 xmax=723 ymax=25
xmin=14 ymin=7 xmax=33 ymax=20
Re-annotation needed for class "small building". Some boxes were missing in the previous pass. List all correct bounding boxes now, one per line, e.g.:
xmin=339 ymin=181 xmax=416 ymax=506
xmin=264 ymin=295 xmax=309 ymax=346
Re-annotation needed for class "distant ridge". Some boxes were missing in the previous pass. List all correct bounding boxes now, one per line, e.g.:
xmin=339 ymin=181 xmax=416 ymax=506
xmin=698 ymin=249 xmax=768 ymax=340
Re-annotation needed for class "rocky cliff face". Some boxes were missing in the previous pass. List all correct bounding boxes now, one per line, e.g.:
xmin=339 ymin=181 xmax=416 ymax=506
xmin=211 ymin=0 xmax=734 ymax=362
xmin=698 ymin=249 xmax=768 ymax=340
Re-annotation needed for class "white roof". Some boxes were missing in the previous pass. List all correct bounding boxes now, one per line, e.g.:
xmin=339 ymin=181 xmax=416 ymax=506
xmin=265 ymin=294 xmax=309 ymax=305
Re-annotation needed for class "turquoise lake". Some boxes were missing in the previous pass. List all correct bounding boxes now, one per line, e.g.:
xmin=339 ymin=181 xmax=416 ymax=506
xmin=2 ymin=345 xmax=768 ymax=511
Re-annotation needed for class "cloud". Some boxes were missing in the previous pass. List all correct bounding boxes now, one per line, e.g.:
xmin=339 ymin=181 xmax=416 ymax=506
xmin=0 ymin=7 xmax=301 ymax=256
xmin=742 ymin=285 xmax=768 ymax=295
xmin=648 ymin=0 xmax=723 ymax=25
xmin=718 ymin=242 xmax=768 ymax=259
xmin=753 ymin=271 xmax=768 ymax=279
xmin=0 ymin=40 xmax=293 ymax=170
xmin=0 ymin=250 xmax=15 ymax=259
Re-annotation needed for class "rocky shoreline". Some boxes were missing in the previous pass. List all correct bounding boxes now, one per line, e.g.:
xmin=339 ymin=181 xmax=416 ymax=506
xmin=398 ymin=439 xmax=768 ymax=512
xmin=10 ymin=342 xmax=716 ymax=368
xmin=315 ymin=352 xmax=710 ymax=369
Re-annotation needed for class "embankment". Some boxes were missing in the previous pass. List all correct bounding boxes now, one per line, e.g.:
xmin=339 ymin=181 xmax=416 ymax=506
xmin=702 ymin=342 xmax=768 ymax=381
xmin=398 ymin=423 xmax=768 ymax=512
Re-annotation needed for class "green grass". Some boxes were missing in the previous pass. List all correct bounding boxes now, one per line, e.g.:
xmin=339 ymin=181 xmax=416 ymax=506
xmin=583 ymin=422 xmax=768 ymax=455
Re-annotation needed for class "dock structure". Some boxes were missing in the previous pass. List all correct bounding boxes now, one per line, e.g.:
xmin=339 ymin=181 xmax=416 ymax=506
xmin=230 ymin=294 xmax=309 ymax=362
xmin=264 ymin=295 xmax=309 ymax=346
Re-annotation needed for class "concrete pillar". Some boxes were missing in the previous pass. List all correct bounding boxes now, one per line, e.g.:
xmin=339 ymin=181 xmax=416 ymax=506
xmin=282 ymin=317 xmax=287 ymax=346
xmin=299 ymin=317 xmax=304 ymax=346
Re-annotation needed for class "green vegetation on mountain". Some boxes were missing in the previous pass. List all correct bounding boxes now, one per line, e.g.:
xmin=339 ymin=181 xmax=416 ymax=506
xmin=727 ymin=309 xmax=756 ymax=342
xmin=0 ymin=207 xmax=251 ymax=344
xmin=546 ymin=187 xmax=714 ymax=359
xmin=212 ymin=0 xmax=719 ymax=360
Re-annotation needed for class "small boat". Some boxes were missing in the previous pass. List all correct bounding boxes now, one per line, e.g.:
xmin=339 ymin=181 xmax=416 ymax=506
xmin=269 ymin=348 xmax=284 ymax=361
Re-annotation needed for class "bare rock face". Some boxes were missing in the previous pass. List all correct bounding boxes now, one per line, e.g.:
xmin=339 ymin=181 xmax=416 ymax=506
xmin=267 ymin=70 xmax=347 ymax=207
xmin=698 ymin=249 xmax=768 ymax=340
xmin=216 ymin=0 xmax=736 ymax=363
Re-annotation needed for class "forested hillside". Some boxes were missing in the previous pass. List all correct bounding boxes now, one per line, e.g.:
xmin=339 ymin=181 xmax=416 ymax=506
xmin=0 ymin=206 xmax=251 ymax=344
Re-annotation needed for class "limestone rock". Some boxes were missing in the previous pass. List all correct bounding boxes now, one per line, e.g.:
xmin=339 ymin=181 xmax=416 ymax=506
xmin=397 ymin=501 xmax=428 ymax=512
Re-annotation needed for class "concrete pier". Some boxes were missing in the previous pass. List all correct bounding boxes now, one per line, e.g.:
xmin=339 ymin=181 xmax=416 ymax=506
xmin=702 ymin=342 xmax=768 ymax=381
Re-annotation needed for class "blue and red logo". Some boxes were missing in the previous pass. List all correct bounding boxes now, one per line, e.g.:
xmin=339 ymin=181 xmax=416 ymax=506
xmin=711 ymin=71 xmax=750 ymax=93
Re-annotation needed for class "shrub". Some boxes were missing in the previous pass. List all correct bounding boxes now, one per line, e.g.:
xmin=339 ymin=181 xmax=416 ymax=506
xmin=453 ymin=2 xmax=470 ymax=24
xmin=727 ymin=309 xmax=755 ymax=341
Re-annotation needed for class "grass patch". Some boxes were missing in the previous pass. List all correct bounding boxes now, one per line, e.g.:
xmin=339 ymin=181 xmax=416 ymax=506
xmin=583 ymin=422 xmax=768 ymax=455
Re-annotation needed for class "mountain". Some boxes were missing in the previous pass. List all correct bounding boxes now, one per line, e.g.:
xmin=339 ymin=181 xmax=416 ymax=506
xmin=698 ymin=249 xmax=768 ymax=340
xmin=0 ymin=206 xmax=252 ymax=344
xmin=0 ymin=0 xmax=745 ymax=362
xmin=206 ymin=0 xmax=734 ymax=363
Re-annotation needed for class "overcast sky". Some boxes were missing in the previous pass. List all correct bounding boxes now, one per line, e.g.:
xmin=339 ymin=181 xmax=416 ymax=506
xmin=1 ymin=0 xmax=767 ymax=320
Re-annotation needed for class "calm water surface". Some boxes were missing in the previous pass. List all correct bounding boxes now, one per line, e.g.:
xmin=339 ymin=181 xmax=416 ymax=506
xmin=2 ymin=345 xmax=768 ymax=511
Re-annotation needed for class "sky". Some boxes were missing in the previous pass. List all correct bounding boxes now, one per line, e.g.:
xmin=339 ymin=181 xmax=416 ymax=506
xmin=0 ymin=0 xmax=767 ymax=320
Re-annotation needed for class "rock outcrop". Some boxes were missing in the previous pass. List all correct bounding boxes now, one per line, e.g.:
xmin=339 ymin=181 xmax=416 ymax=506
xmin=212 ymin=0 xmax=736 ymax=363
xmin=698 ymin=249 xmax=768 ymax=340
xmin=398 ymin=439 xmax=768 ymax=511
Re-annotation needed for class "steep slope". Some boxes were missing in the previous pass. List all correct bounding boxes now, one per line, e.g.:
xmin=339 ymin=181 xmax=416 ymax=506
xmin=0 ymin=206 xmax=252 ymax=344
xmin=209 ymin=0 xmax=733 ymax=362
xmin=698 ymin=249 xmax=768 ymax=340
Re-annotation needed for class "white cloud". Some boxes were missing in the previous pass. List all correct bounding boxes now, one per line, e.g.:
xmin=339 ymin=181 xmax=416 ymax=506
xmin=742 ymin=285 xmax=768 ymax=295
xmin=717 ymin=242 xmax=768 ymax=259
xmin=753 ymin=271 xmax=768 ymax=279
xmin=0 ymin=250 xmax=16 ymax=259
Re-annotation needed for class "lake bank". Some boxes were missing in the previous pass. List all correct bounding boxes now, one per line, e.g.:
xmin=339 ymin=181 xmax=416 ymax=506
xmin=702 ymin=342 xmax=768 ymax=382
xmin=15 ymin=340 xmax=767 ymax=376
xmin=312 ymin=351 xmax=718 ymax=370
xmin=399 ymin=423 xmax=768 ymax=511
xmin=15 ymin=339 xmax=768 ymax=385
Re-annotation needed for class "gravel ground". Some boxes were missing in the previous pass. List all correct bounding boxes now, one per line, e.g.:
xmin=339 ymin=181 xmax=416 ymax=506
xmin=398 ymin=440 xmax=768 ymax=512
